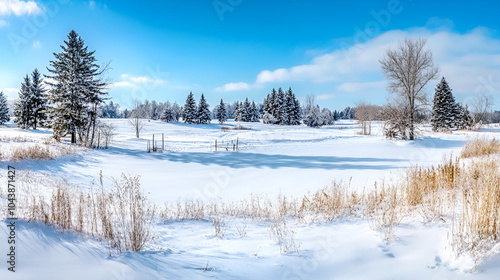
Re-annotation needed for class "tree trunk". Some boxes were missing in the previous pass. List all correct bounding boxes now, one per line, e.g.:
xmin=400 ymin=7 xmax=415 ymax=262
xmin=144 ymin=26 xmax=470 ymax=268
xmin=409 ymin=98 xmax=415 ymax=140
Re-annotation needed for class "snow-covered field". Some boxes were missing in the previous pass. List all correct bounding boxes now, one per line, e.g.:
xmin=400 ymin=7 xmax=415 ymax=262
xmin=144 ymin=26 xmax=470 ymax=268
xmin=1 ymin=119 xmax=500 ymax=279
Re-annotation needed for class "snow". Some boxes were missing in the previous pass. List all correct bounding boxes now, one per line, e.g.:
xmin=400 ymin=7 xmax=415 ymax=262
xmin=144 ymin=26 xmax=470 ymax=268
xmin=1 ymin=119 xmax=500 ymax=279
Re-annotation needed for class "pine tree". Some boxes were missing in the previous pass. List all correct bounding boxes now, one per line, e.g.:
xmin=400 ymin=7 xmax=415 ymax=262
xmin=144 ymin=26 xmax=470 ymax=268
xmin=456 ymin=104 xmax=473 ymax=130
xmin=275 ymin=88 xmax=285 ymax=124
xmin=431 ymin=77 xmax=459 ymax=131
xmin=284 ymin=87 xmax=301 ymax=125
xmin=197 ymin=93 xmax=211 ymax=124
xmin=46 ymin=30 xmax=108 ymax=144
xmin=249 ymin=101 xmax=259 ymax=122
xmin=0 ymin=91 xmax=10 ymax=125
xmin=242 ymin=98 xmax=251 ymax=122
xmin=183 ymin=92 xmax=197 ymax=124
xmin=216 ymin=99 xmax=227 ymax=124
xmin=14 ymin=75 xmax=32 ymax=129
xmin=30 ymin=68 xmax=47 ymax=129
xmin=160 ymin=102 xmax=176 ymax=122
xmin=263 ymin=88 xmax=278 ymax=124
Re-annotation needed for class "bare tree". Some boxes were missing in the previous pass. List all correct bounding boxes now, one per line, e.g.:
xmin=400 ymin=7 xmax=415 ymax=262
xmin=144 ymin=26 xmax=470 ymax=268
xmin=380 ymin=38 xmax=439 ymax=140
xmin=355 ymin=101 xmax=382 ymax=135
xmin=471 ymin=92 xmax=494 ymax=125
xmin=128 ymin=101 xmax=147 ymax=138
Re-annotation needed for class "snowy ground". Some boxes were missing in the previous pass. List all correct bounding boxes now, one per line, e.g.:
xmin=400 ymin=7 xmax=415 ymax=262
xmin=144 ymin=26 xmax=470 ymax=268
xmin=1 ymin=119 xmax=500 ymax=279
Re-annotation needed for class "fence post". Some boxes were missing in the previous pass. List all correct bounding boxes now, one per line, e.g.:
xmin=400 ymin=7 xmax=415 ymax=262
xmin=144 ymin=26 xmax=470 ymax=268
xmin=215 ymin=139 xmax=217 ymax=152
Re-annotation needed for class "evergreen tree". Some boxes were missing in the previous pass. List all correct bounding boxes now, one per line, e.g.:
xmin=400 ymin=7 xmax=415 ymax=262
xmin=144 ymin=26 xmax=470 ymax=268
xmin=275 ymin=88 xmax=285 ymax=124
xmin=46 ymin=30 xmax=108 ymax=144
xmin=197 ymin=93 xmax=211 ymax=124
xmin=456 ymin=104 xmax=473 ymax=130
xmin=14 ymin=74 xmax=32 ymax=129
xmin=160 ymin=102 xmax=176 ymax=122
xmin=242 ymin=98 xmax=251 ymax=122
xmin=0 ymin=91 xmax=10 ymax=125
xmin=263 ymin=88 xmax=278 ymax=124
xmin=30 ymin=68 xmax=47 ymax=129
xmin=431 ymin=77 xmax=459 ymax=131
xmin=183 ymin=92 xmax=197 ymax=124
xmin=284 ymin=87 xmax=301 ymax=125
xmin=216 ymin=99 xmax=227 ymax=124
xmin=249 ymin=101 xmax=259 ymax=122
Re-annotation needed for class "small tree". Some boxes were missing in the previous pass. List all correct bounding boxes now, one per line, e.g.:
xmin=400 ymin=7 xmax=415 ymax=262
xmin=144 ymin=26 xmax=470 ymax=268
xmin=380 ymin=38 xmax=439 ymax=140
xmin=0 ymin=91 xmax=10 ymax=125
xmin=14 ymin=75 xmax=32 ymax=129
xmin=30 ymin=68 xmax=48 ymax=129
xmin=456 ymin=104 xmax=473 ymax=130
xmin=183 ymin=92 xmax=197 ymax=124
xmin=431 ymin=77 xmax=459 ymax=131
xmin=197 ymin=93 xmax=211 ymax=124
xmin=303 ymin=96 xmax=321 ymax=127
xmin=128 ymin=102 xmax=147 ymax=138
xmin=216 ymin=99 xmax=227 ymax=124
xmin=471 ymin=92 xmax=494 ymax=126
xmin=355 ymin=102 xmax=380 ymax=135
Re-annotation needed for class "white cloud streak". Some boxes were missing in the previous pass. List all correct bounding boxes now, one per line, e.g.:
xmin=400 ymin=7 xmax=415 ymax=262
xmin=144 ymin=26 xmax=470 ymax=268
xmin=0 ymin=0 xmax=42 ymax=16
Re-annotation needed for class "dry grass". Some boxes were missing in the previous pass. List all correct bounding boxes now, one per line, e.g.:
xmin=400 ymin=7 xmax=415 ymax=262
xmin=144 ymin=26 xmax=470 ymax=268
xmin=233 ymin=124 xmax=251 ymax=130
xmin=460 ymin=137 xmax=500 ymax=158
xmin=0 ymin=142 xmax=77 ymax=161
xmin=9 ymin=171 xmax=156 ymax=253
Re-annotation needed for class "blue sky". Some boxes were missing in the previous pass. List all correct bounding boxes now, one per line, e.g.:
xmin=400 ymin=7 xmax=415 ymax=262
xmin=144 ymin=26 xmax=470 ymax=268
xmin=1 ymin=0 xmax=500 ymax=110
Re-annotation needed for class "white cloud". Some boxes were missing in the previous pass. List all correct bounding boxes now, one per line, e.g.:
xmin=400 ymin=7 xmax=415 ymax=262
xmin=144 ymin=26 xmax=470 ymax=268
xmin=0 ymin=19 xmax=9 ymax=27
xmin=112 ymin=81 xmax=135 ymax=88
xmin=89 ymin=1 xmax=96 ymax=8
xmin=215 ymin=82 xmax=251 ymax=92
xmin=111 ymin=74 xmax=165 ymax=88
xmin=0 ymin=0 xmax=42 ymax=16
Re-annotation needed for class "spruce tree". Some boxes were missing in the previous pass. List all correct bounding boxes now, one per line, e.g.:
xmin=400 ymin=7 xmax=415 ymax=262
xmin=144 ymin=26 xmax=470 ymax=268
xmin=183 ymin=92 xmax=197 ymax=124
xmin=431 ymin=77 xmax=459 ymax=131
xmin=197 ymin=93 xmax=211 ymax=124
xmin=234 ymin=102 xmax=244 ymax=122
xmin=456 ymin=104 xmax=473 ymax=130
xmin=30 ymin=68 xmax=47 ymax=129
xmin=263 ymin=88 xmax=278 ymax=124
xmin=216 ymin=99 xmax=227 ymax=124
xmin=160 ymin=102 xmax=176 ymax=122
xmin=285 ymin=87 xmax=301 ymax=125
xmin=242 ymin=98 xmax=251 ymax=122
xmin=14 ymin=75 xmax=32 ymax=129
xmin=0 ymin=91 xmax=10 ymax=125
xmin=46 ymin=30 xmax=108 ymax=143
xmin=275 ymin=88 xmax=285 ymax=124
xmin=250 ymin=101 xmax=259 ymax=122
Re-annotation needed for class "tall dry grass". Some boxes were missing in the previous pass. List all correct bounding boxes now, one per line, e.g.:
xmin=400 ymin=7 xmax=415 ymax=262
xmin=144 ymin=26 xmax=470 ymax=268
xmin=0 ymin=142 xmax=77 ymax=161
xmin=460 ymin=137 xmax=500 ymax=158
xmin=8 ymin=171 xmax=155 ymax=253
